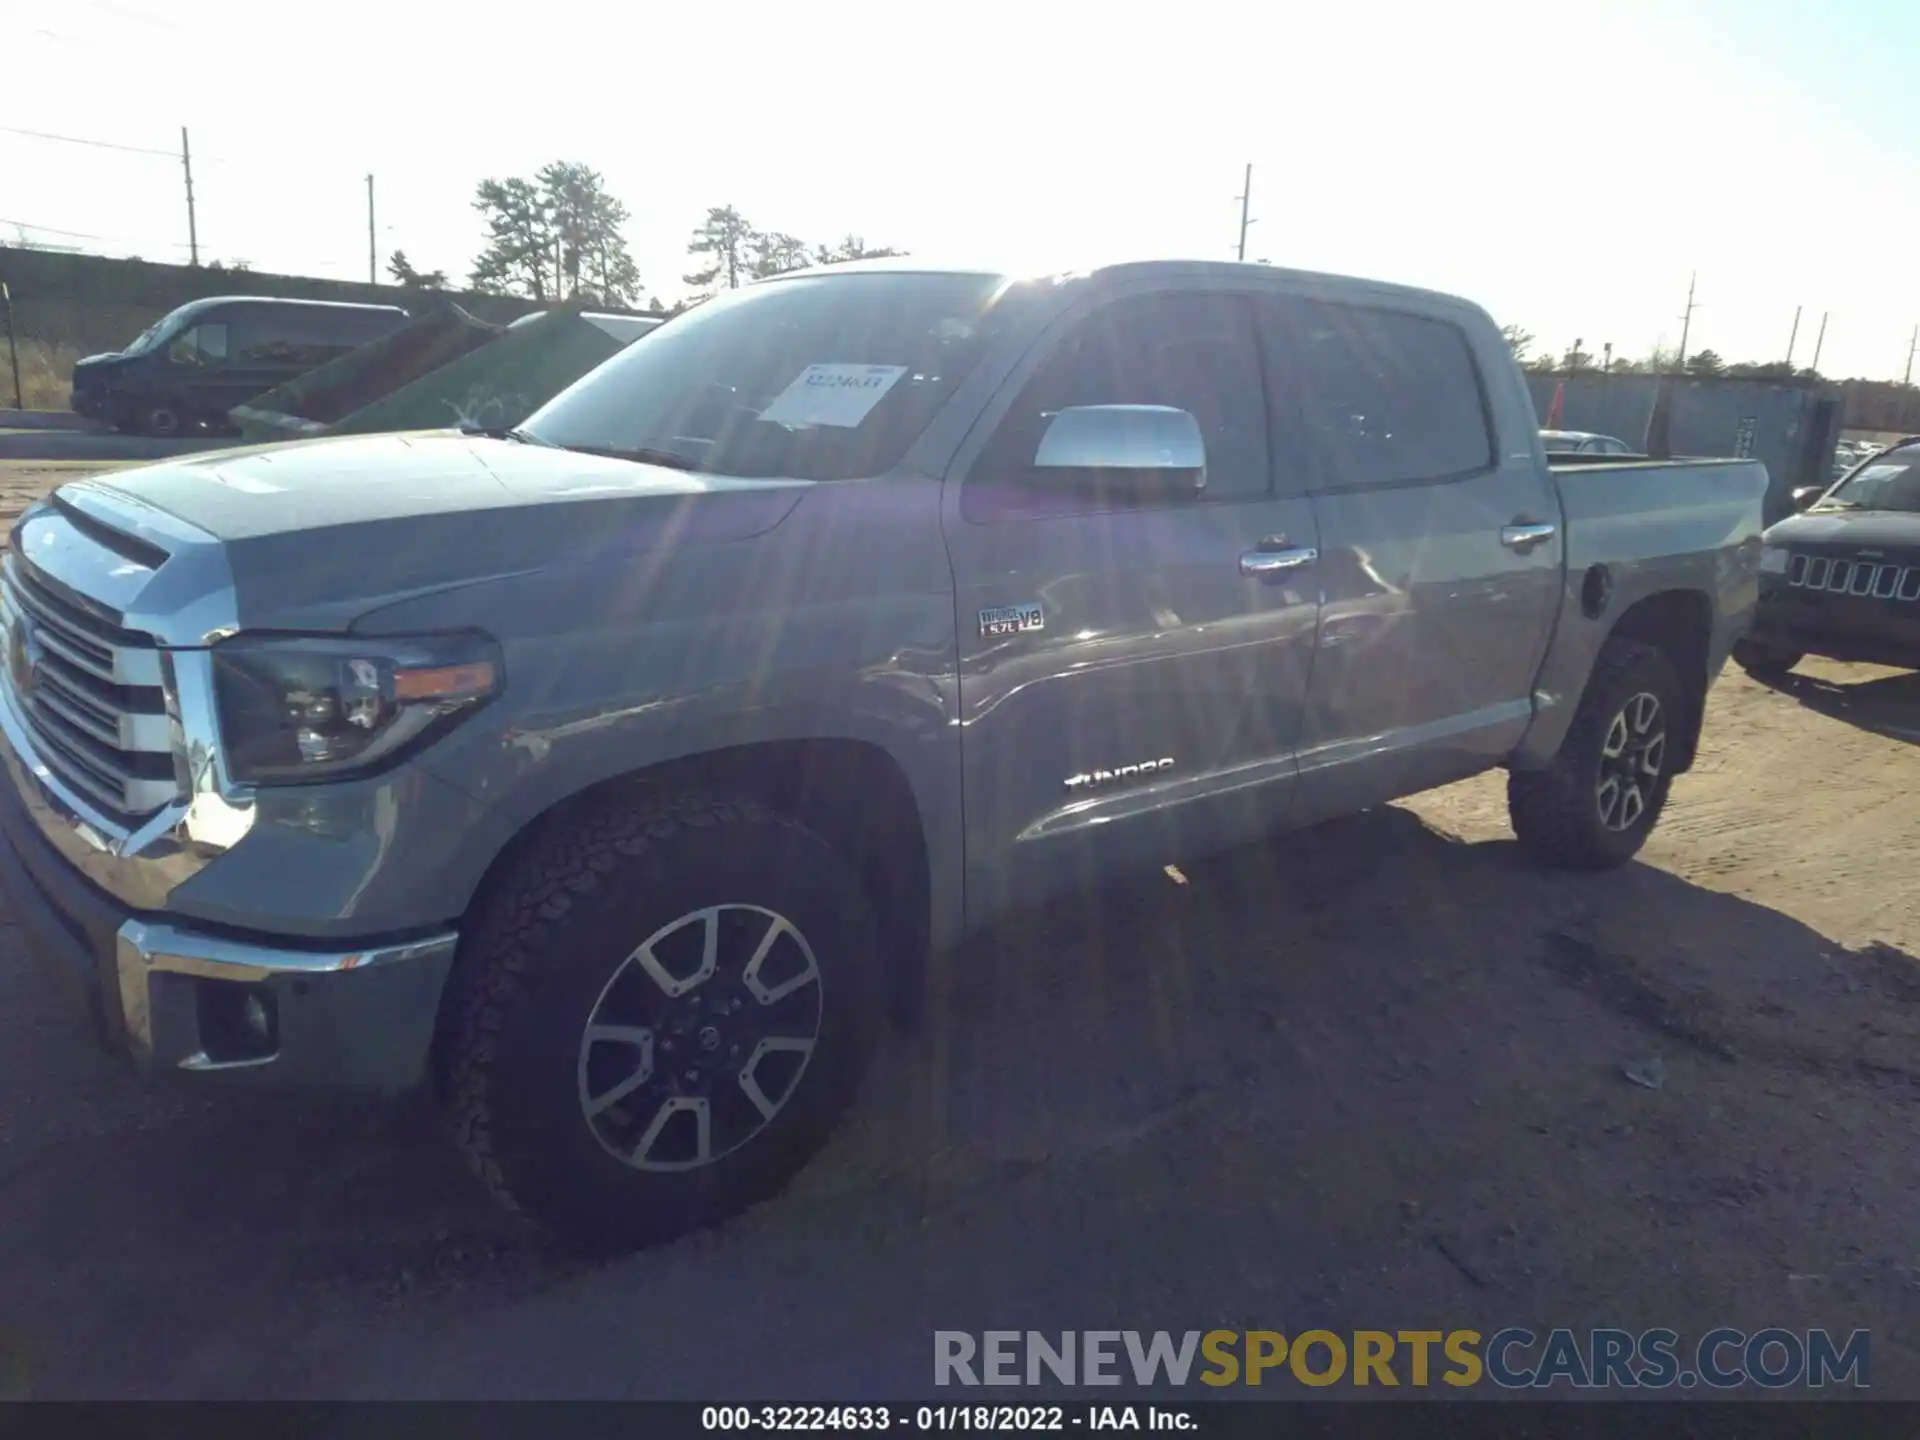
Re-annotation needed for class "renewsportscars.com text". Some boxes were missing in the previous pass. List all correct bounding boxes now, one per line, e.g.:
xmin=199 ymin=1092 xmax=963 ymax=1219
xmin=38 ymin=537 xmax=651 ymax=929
xmin=934 ymin=1328 xmax=1870 ymax=1390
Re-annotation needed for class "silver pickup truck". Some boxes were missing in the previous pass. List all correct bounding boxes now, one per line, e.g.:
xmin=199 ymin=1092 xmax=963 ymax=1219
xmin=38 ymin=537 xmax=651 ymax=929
xmin=0 ymin=260 xmax=1767 ymax=1247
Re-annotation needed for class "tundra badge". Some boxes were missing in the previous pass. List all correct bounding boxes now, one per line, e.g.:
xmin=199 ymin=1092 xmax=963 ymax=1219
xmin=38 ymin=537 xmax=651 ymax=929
xmin=1065 ymin=757 xmax=1175 ymax=791
xmin=979 ymin=602 xmax=1044 ymax=638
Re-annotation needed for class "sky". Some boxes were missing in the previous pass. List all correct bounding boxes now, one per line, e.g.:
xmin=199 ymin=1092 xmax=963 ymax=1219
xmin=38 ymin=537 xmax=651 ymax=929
xmin=6 ymin=0 xmax=1919 ymax=381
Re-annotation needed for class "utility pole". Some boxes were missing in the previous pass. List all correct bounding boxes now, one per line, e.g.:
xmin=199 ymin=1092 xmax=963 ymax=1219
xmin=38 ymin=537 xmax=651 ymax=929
xmin=1810 ymin=311 xmax=1829 ymax=375
xmin=1676 ymin=270 xmax=1697 ymax=368
xmin=2 ymin=282 xmax=22 ymax=410
xmin=1785 ymin=305 xmax=1802 ymax=369
xmin=1905 ymin=323 xmax=1917 ymax=388
xmin=181 ymin=126 xmax=199 ymax=267
xmin=1602 ymin=341 xmax=1614 ymax=373
xmin=1235 ymin=163 xmax=1255 ymax=262
xmin=366 ymin=174 xmax=377 ymax=285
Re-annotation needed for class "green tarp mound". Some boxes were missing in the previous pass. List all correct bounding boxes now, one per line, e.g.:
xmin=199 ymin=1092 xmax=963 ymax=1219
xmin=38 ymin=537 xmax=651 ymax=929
xmin=227 ymin=305 xmax=661 ymax=443
xmin=329 ymin=309 xmax=660 ymax=436
xmin=230 ymin=303 xmax=502 ymax=443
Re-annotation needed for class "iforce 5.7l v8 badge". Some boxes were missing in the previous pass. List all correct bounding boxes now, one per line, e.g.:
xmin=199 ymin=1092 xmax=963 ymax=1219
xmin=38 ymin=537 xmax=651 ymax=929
xmin=979 ymin=602 xmax=1044 ymax=639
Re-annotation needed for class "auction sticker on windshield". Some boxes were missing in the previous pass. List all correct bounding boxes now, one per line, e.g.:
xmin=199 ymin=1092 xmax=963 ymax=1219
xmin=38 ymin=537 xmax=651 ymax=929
xmin=759 ymin=363 xmax=909 ymax=428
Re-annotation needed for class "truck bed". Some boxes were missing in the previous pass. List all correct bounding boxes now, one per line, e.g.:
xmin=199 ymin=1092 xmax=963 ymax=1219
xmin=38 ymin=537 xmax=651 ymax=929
xmin=1510 ymin=455 xmax=1770 ymax=772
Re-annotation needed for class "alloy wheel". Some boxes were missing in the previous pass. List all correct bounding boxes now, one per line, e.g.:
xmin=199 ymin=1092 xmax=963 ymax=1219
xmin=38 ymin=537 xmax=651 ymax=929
xmin=1596 ymin=691 xmax=1666 ymax=832
xmin=575 ymin=903 xmax=823 ymax=1172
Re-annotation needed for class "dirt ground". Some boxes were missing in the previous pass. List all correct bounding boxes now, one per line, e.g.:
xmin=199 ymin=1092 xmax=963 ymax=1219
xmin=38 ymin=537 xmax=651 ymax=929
xmin=0 ymin=460 xmax=1914 ymax=1401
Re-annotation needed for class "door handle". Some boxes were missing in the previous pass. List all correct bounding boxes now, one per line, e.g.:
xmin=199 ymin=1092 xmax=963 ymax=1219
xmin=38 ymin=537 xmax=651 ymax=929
xmin=1500 ymin=522 xmax=1557 ymax=554
xmin=1240 ymin=546 xmax=1318 ymax=577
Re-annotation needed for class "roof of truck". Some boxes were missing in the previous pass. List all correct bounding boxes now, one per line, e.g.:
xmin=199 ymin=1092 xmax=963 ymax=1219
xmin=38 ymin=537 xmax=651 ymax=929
xmin=166 ymin=295 xmax=409 ymax=320
xmin=761 ymin=255 xmax=1487 ymax=316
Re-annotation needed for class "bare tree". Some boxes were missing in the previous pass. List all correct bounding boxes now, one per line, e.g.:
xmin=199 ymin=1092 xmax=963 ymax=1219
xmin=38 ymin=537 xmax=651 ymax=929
xmin=748 ymin=231 xmax=813 ymax=279
xmin=1500 ymin=323 xmax=1536 ymax=363
xmin=388 ymin=250 xmax=448 ymax=290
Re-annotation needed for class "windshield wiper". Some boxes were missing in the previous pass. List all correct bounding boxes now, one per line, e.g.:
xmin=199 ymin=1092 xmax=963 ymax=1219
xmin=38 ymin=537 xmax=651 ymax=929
xmin=462 ymin=426 xmax=708 ymax=473
xmin=548 ymin=443 xmax=705 ymax=473
xmin=459 ymin=424 xmax=554 ymax=446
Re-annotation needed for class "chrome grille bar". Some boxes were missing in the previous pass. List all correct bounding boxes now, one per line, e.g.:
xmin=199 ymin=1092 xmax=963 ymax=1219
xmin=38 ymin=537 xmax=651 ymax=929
xmin=1782 ymin=553 xmax=1920 ymax=604
xmin=0 ymin=553 xmax=178 ymax=822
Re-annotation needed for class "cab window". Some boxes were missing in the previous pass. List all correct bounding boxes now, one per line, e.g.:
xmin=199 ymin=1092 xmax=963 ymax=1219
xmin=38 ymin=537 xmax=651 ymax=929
xmin=964 ymin=292 xmax=1272 ymax=519
xmin=167 ymin=323 xmax=229 ymax=367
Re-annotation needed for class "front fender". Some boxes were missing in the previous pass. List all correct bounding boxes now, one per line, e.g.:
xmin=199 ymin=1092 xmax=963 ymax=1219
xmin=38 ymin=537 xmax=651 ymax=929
xmin=353 ymin=476 xmax=967 ymax=949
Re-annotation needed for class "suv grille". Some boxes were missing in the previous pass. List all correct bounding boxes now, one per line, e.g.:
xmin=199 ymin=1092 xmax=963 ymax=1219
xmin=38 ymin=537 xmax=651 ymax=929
xmin=0 ymin=553 xmax=179 ymax=823
xmin=1786 ymin=553 xmax=1920 ymax=603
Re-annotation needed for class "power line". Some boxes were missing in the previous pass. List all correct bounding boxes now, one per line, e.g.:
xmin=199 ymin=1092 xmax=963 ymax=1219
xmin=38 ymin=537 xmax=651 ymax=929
xmin=0 ymin=123 xmax=177 ymax=159
xmin=0 ymin=119 xmax=389 ymax=185
xmin=0 ymin=215 xmax=190 ymax=248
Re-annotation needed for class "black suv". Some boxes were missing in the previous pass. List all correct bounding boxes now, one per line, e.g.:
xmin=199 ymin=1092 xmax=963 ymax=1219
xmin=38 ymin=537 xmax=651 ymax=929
xmin=1735 ymin=437 xmax=1920 ymax=677
xmin=69 ymin=296 xmax=407 ymax=437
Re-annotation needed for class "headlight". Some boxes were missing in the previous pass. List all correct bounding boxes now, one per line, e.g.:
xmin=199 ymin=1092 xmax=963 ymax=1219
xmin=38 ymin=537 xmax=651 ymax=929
xmin=211 ymin=632 xmax=501 ymax=785
xmin=1759 ymin=546 xmax=1790 ymax=575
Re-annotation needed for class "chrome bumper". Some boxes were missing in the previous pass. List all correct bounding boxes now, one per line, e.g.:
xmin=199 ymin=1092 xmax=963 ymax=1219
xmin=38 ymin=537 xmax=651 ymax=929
xmin=113 ymin=920 xmax=458 ymax=1088
xmin=0 ymin=684 xmax=459 ymax=1092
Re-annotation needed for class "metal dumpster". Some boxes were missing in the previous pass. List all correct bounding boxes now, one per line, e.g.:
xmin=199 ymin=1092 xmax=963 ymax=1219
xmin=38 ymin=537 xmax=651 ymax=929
xmin=1526 ymin=372 xmax=1844 ymax=524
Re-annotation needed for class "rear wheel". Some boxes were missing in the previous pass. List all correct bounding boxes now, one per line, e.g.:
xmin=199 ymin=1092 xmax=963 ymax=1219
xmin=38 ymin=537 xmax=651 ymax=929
xmin=1731 ymin=639 xmax=1802 ymax=681
xmin=439 ymin=792 xmax=882 ymax=1251
xmin=1509 ymin=638 xmax=1683 ymax=871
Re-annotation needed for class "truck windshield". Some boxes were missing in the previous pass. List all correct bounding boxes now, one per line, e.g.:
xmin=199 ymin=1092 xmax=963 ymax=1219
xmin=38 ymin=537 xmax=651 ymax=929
xmin=1824 ymin=450 xmax=1920 ymax=513
xmin=521 ymin=271 xmax=1030 ymax=481
xmin=122 ymin=321 xmax=168 ymax=355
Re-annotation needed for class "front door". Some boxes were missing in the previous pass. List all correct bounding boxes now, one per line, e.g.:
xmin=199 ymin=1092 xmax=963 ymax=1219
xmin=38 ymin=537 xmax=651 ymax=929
xmin=942 ymin=285 xmax=1322 ymax=920
xmin=1255 ymin=295 xmax=1564 ymax=822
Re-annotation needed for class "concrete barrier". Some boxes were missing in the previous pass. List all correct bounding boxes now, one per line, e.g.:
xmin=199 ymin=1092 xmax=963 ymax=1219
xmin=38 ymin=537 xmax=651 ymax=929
xmin=0 ymin=410 xmax=95 ymax=433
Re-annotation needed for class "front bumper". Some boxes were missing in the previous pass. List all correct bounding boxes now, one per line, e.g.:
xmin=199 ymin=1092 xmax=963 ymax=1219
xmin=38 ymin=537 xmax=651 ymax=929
xmin=1749 ymin=581 xmax=1920 ymax=669
xmin=0 ymin=730 xmax=458 ymax=1092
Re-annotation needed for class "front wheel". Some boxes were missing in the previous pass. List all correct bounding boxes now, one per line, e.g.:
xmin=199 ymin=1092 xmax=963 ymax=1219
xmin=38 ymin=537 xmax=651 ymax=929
xmin=1508 ymin=638 xmax=1684 ymax=871
xmin=439 ymin=793 xmax=882 ymax=1250
xmin=137 ymin=402 xmax=183 ymax=438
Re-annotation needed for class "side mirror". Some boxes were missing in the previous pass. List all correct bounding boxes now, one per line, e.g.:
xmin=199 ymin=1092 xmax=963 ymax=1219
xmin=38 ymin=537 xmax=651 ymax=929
xmin=1030 ymin=405 xmax=1206 ymax=497
xmin=1791 ymin=486 xmax=1825 ymax=512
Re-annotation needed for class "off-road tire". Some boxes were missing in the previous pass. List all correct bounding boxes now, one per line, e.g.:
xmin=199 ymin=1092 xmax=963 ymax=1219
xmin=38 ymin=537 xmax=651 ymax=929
xmin=1731 ymin=638 xmax=1802 ymax=681
xmin=1508 ymin=638 xmax=1684 ymax=871
xmin=438 ymin=792 xmax=881 ymax=1251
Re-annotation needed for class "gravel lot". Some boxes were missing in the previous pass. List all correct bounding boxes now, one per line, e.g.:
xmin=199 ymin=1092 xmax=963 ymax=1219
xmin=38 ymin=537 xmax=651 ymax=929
xmin=0 ymin=460 xmax=1914 ymax=1400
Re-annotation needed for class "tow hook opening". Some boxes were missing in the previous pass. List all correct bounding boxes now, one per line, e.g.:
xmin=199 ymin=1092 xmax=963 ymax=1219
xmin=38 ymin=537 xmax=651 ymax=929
xmin=193 ymin=979 xmax=279 ymax=1064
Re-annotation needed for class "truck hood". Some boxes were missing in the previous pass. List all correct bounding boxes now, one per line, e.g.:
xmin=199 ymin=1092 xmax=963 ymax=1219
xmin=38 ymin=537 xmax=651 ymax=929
xmin=67 ymin=430 xmax=809 ymax=630
xmin=1767 ymin=507 xmax=1920 ymax=554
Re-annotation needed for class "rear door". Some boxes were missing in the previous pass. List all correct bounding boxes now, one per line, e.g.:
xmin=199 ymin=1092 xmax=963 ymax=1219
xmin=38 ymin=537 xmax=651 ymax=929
xmin=944 ymin=282 xmax=1322 ymax=916
xmin=1255 ymin=294 xmax=1563 ymax=821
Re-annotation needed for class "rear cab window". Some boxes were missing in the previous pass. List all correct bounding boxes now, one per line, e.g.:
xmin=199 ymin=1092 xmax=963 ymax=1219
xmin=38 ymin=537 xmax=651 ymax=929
xmin=1262 ymin=299 xmax=1495 ymax=489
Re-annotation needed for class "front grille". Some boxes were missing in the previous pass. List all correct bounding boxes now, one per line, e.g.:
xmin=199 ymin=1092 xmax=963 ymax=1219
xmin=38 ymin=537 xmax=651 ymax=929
xmin=1786 ymin=552 xmax=1920 ymax=603
xmin=0 ymin=554 xmax=179 ymax=824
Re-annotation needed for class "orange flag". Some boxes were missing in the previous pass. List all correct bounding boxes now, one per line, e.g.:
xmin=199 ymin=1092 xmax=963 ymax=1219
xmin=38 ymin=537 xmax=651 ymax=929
xmin=1544 ymin=380 xmax=1565 ymax=430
